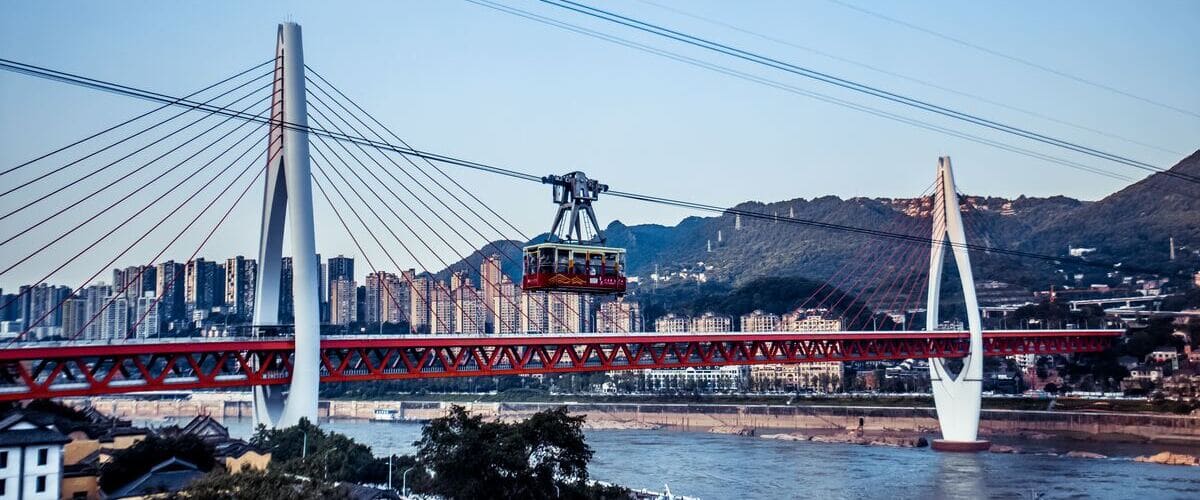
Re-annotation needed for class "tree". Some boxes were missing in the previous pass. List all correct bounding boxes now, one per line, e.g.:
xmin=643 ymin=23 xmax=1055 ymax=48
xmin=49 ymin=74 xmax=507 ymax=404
xmin=170 ymin=467 xmax=349 ymax=500
xmin=100 ymin=434 xmax=216 ymax=492
xmin=416 ymin=405 xmax=618 ymax=500
xmin=250 ymin=418 xmax=384 ymax=484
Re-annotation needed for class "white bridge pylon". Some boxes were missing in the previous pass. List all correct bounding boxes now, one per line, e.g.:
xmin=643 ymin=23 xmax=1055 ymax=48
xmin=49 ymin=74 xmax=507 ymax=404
xmin=925 ymin=156 xmax=990 ymax=451
xmin=252 ymin=22 xmax=321 ymax=428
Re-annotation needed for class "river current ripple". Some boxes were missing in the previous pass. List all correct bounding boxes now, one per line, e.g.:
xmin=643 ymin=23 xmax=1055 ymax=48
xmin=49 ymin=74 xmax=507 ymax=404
xmin=219 ymin=419 xmax=1199 ymax=499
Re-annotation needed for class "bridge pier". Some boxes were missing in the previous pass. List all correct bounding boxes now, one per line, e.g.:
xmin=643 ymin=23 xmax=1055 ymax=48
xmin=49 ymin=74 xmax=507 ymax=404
xmin=926 ymin=157 xmax=989 ymax=452
xmin=251 ymin=22 xmax=321 ymax=429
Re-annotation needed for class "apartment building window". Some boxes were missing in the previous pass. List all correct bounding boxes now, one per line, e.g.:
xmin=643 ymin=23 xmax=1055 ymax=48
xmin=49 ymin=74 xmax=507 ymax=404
xmin=0 ymin=450 xmax=7 ymax=468
xmin=37 ymin=447 xmax=48 ymax=465
xmin=36 ymin=475 xmax=47 ymax=493
xmin=0 ymin=478 xmax=6 ymax=496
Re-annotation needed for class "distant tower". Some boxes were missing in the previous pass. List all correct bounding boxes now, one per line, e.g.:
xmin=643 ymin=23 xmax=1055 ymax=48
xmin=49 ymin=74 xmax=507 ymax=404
xmin=789 ymin=206 xmax=794 ymax=219
xmin=706 ymin=239 xmax=712 ymax=253
xmin=735 ymin=214 xmax=742 ymax=230
xmin=1169 ymin=237 xmax=1176 ymax=260
xmin=773 ymin=210 xmax=779 ymax=223
xmin=717 ymin=230 xmax=723 ymax=243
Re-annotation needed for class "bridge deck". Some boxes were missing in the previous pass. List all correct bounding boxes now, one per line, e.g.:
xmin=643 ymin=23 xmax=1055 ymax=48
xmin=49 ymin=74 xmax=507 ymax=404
xmin=0 ymin=330 xmax=1121 ymax=401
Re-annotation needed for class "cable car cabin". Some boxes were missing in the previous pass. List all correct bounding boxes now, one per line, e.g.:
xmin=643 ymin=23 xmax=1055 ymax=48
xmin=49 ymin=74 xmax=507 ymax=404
xmin=522 ymin=242 xmax=626 ymax=294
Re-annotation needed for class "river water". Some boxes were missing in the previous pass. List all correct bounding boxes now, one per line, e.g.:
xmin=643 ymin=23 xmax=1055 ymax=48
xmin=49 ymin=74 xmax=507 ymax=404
xmin=208 ymin=418 xmax=1200 ymax=499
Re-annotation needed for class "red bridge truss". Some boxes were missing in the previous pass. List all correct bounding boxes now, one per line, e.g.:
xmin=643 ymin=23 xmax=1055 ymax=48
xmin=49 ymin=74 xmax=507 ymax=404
xmin=0 ymin=330 xmax=1120 ymax=401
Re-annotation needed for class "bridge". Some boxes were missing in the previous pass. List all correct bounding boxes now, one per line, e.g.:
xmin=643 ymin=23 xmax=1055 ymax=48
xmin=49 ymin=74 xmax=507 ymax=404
xmin=0 ymin=23 xmax=1124 ymax=452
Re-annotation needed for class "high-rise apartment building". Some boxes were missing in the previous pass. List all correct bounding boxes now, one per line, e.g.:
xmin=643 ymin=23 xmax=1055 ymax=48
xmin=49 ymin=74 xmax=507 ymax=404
xmin=407 ymin=270 xmax=431 ymax=333
xmin=135 ymin=292 xmax=160 ymax=339
xmin=740 ymin=310 xmax=781 ymax=332
xmin=480 ymin=255 xmax=502 ymax=332
xmin=492 ymin=277 xmax=521 ymax=334
xmin=114 ymin=265 xmax=156 ymax=301
xmin=225 ymin=256 xmax=257 ymax=322
xmin=520 ymin=291 xmax=549 ymax=333
xmin=751 ymin=309 xmax=844 ymax=392
xmin=429 ymin=282 xmax=454 ymax=334
xmin=548 ymin=292 xmax=589 ymax=333
xmin=327 ymin=255 xmax=354 ymax=302
xmin=690 ymin=312 xmax=732 ymax=332
xmin=329 ymin=278 xmax=357 ymax=326
xmin=185 ymin=259 xmax=224 ymax=314
xmin=356 ymin=285 xmax=367 ymax=324
xmin=365 ymin=271 xmax=406 ymax=324
xmin=23 ymin=284 xmax=70 ymax=331
xmin=597 ymin=298 xmax=642 ymax=333
xmin=155 ymin=260 xmax=185 ymax=325
xmin=60 ymin=298 xmax=87 ymax=340
xmin=783 ymin=308 xmax=842 ymax=332
xmin=649 ymin=314 xmax=740 ymax=389
xmin=82 ymin=283 xmax=112 ymax=340
xmin=654 ymin=313 xmax=689 ymax=333
xmin=331 ymin=278 xmax=356 ymax=327
xmin=383 ymin=274 xmax=409 ymax=325
xmin=101 ymin=294 xmax=129 ymax=340
xmin=453 ymin=282 xmax=485 ymax=334
xmin=279 ymin=257 xmax=295 ymax=323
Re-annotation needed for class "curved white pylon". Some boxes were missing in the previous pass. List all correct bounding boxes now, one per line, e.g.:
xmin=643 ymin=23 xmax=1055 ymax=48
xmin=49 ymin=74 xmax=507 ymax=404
xmin=925 ymin=156 xmax=987 ymax=448
xmin=252 ymin=22 xmax=320 ymax=429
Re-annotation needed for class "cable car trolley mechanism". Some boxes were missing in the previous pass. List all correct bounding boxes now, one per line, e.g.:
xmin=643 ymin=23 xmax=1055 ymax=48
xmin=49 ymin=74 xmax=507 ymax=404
xmin=522 ymin=171 xmax=627 ymax=295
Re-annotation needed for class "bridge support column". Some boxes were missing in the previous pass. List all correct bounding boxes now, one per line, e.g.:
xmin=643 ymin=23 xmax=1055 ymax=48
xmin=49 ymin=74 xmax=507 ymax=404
xmin=252 ymin=22 xmax=321 ymax=429
xmin=926 ymin=156 xmax=989 ymax=452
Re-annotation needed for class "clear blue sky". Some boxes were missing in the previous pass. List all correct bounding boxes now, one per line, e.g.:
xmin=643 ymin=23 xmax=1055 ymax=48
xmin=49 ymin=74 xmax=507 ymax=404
xmin=1 ymin=0 xmax=1197 ymax=288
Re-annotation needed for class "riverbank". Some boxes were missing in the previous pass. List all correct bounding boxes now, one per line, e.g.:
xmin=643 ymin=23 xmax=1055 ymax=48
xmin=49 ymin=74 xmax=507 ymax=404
xmin=71 ymin=394 xmax=1200 ymax=447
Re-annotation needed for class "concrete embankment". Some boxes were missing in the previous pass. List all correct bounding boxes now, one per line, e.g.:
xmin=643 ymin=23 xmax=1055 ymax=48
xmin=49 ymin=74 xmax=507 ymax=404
xmin=70 ymin=395 xmax=1200 ymax=444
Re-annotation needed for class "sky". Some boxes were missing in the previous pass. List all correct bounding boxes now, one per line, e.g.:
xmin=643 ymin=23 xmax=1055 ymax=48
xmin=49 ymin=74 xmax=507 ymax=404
xmin=1 ymin=0 xmax=1198 ymax=289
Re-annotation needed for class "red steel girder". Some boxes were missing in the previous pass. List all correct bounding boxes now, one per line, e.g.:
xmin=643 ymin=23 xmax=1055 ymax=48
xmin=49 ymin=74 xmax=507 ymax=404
xmin=0 ymin=330 xmax=1121 ymax=401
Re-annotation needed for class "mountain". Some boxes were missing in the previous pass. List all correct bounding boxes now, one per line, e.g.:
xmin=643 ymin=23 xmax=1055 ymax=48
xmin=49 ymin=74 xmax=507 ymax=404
xmin=1023 ymin=150 xmax=1200 ymax=264
xmin=442 ymin=150 xmax=1200 ymax=308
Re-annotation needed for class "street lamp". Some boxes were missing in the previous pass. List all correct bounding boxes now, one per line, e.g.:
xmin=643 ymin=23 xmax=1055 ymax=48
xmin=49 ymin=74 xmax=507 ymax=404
xmin=402 ymin=466 xmax=415 ymax=498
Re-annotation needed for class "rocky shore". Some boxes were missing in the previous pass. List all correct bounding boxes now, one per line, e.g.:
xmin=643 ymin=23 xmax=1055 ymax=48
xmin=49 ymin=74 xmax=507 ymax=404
xmin=759 ymin=431 xmax=929 ymax=448
xmin=1134 ymin=452 xmax=1200 ymax=466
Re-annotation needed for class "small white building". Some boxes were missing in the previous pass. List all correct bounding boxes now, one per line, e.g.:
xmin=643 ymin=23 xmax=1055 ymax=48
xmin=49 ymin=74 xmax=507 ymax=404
xmin=0 ymin=412 xmax=69 ymax=500
xmin=645 ymin=366 xmax=747 ymax=392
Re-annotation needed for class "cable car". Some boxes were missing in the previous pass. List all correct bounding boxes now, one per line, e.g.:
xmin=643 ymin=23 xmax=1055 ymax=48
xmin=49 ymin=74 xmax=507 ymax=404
xmin=522 ymin=171 xmax=627 ymax=295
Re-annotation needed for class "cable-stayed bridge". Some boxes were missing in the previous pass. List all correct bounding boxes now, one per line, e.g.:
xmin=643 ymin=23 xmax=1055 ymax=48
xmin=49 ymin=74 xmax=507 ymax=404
xmin=0 ymin=23 xmax=1125 ymax=451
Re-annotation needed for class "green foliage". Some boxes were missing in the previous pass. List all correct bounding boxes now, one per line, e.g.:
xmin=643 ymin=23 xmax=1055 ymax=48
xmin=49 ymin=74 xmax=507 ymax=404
xmin=100 ymin=434 xmax=216 ymax=492
xmin=416 ymin=405 xmax=622 ymax=500
xmin=170 ymin=467 xmax=348 ymax=500
xmin=250 ymin=418 xmax=386 ymax=484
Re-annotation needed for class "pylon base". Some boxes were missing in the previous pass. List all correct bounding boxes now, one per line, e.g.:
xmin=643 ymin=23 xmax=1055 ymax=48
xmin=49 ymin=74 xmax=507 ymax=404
xmin=931 ymin=439 xmax=991 ymax=452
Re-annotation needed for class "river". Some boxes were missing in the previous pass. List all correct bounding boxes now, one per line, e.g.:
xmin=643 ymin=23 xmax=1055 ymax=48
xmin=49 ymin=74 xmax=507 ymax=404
xmin=208 ymin=418 xmax=1199 ymax=499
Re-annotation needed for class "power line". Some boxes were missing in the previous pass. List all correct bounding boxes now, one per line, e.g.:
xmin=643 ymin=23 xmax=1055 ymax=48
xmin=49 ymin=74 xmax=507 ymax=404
xmin=0 ymin=70 xmax=274 ymax=199
xmin=534 ymin=0 xmax=1199 ymax=184
xmin=464 ymin=0 xmax=1133 ymax=182
xmin=633 ymin=0 xmax=1184 ymax=157
xmin=823 ymin=0 xmax=1200 ymax=121
xmin=0 ymin=58 xmax=542 ymax=183
xmin=0 ymin=57 xmax=1161 ymax=275
xmin=0 ymin=58 xmax=275 ymax=178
